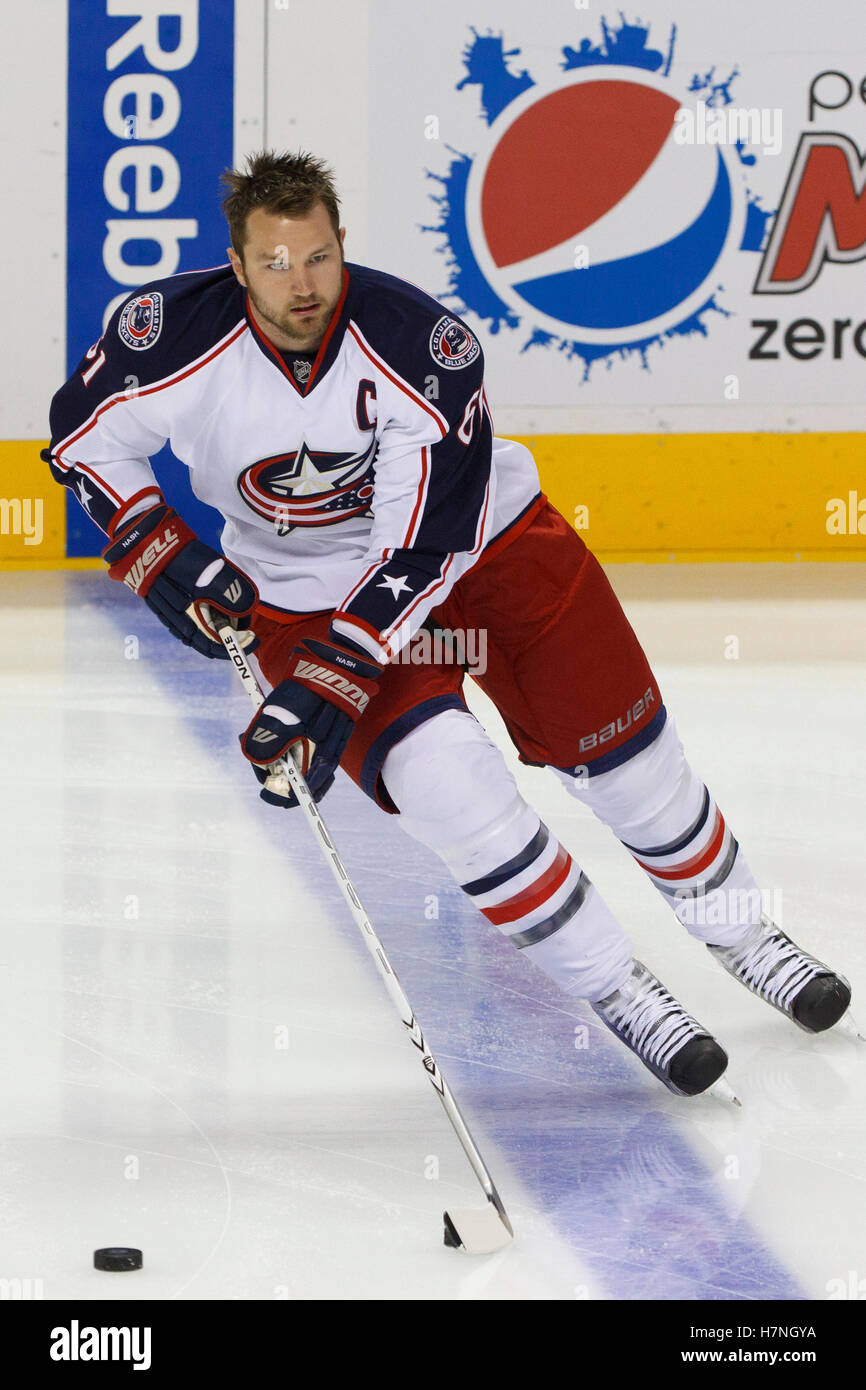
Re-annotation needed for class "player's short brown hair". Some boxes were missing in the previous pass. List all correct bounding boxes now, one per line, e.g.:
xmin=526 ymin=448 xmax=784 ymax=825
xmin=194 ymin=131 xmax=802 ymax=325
xmin=221 ymin=150 xmax=341 ymax=258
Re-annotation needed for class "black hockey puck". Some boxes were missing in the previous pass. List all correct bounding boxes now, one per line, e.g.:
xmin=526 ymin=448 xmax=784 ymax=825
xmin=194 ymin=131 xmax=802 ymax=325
xmin=94 ymin=1247 xmax=142 ymax=1272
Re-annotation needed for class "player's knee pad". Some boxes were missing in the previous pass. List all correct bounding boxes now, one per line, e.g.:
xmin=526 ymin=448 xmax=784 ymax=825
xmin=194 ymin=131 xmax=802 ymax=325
xmin=381 ymin=708 xmax=535 ymax=880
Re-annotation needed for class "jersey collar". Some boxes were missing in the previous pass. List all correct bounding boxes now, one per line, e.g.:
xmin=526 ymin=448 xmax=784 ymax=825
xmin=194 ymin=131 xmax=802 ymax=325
xmin=244 ymin=266 xmax=351 ymax=397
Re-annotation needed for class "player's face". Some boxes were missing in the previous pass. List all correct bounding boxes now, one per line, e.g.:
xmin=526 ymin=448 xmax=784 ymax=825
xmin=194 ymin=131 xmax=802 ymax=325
xmin=228 ymin=202 xmax=346 ymax=351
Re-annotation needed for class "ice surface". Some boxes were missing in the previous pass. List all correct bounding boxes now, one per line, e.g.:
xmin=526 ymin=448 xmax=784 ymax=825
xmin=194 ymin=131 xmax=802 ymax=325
xmin=0 ymin=566 xmax=863 ymax=1300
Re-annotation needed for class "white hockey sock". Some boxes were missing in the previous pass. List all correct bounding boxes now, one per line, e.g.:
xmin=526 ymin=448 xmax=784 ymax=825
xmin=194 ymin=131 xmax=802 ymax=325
xmin=381 ymin=709 xmax=633 ymax=1001
xmin=457 ymin=813 xmax=633 ymax=1000
xmin=555 ymin=716 xmax=764 ymax=946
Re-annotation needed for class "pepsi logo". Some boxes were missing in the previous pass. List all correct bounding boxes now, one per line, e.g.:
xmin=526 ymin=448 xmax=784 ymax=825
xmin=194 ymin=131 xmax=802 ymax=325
xmin=429 ymin=20 xmax=768 ymax=376
xmin=463 ymin=68 xmax=747 ymax=348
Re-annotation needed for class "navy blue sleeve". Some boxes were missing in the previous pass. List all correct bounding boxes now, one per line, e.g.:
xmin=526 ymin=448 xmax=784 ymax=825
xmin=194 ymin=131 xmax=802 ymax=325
xmin=331 ymin=277 xmax=495 ymax=659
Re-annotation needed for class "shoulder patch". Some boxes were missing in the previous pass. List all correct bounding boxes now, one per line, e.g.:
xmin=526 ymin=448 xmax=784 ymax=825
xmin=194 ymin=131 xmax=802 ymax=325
xmin=118 ymin=291 xmax=164 ymax=350
xmin=429 ymin=315 xmax=480 ymax=370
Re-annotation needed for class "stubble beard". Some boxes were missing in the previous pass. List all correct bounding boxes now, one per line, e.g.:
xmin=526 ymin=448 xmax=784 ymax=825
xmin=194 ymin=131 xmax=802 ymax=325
xmin=248 ymin=252 xmax=344 ymax=352
xmin=252 ymin=294 xmax=326 ymax=350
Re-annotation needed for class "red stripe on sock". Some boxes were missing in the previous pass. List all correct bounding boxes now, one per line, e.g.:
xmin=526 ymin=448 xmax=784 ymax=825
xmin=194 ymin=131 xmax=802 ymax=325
xmin=483 ymin=844 xmax=572 ymax=926
xmin=633 ymin=809 xmax=727 ymax=882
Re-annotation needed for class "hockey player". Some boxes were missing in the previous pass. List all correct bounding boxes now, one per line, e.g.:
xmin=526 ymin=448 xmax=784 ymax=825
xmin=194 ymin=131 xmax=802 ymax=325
xmin=44 ymin=151 xmax=854 ymax=1100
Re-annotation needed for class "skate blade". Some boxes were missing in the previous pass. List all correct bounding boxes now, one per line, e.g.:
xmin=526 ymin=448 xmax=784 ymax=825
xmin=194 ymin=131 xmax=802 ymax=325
xmin=708 ymin=1076 xmax=742 ymax=1107
xmin=833 ymin=1011 xmax=866 ymax=1043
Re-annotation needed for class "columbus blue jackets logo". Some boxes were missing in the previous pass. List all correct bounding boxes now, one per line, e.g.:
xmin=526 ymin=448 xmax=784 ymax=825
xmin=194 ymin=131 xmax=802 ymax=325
xmin=428 ymin=17 xmax=772 ymax=378
xmin=237 ymin=437 xmax=377 ymax=534
xmin=429 ymin=315 xmax=480 ymax=369
xmin=118 ymin=292 xmax=163 ymax=350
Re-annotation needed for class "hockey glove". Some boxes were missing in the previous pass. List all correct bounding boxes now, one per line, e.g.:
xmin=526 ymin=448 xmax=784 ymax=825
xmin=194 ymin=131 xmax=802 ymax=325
xmin=103 ymin=503 xmax=259 ymax=658
xmin=240 ymin=637 xmax=382 ymax=807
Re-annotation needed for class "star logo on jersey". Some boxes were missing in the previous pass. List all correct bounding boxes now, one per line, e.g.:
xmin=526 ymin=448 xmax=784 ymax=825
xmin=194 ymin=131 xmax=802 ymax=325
xmin=237 ymin=436 xmax=377 ymax=533
xmin=377 ymin=573 xmax=413 ymax=600
xmin=75 ymin=477 xmax=94 ymax=512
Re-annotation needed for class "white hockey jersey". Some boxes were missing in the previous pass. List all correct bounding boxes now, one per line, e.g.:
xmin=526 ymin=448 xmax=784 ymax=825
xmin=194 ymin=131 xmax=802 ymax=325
xmin=47 ymin=261 xmax=541 ymax=660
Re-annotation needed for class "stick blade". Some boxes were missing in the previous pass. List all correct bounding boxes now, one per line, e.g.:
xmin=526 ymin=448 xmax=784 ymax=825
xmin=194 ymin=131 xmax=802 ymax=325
xmin=443 ymin=1203 xmax=514 ymax=1255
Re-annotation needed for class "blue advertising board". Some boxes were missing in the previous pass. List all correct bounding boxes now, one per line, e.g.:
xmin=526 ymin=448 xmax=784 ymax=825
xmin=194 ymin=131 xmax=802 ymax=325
xmin=65 ymin=1 xmax=235 ymax=554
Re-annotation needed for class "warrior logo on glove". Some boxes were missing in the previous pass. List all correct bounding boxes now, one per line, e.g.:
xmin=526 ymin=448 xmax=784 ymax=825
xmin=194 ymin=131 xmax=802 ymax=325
xmin=240 ymin=637 xmax=382 ymax=807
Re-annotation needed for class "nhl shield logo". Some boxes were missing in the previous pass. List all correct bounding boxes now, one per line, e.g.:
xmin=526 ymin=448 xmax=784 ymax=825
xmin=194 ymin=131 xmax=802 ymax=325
xmin=429 ymin=315 xmax=480 ymax=370
xmin=118 ymin=292 xmax=163 ymax=350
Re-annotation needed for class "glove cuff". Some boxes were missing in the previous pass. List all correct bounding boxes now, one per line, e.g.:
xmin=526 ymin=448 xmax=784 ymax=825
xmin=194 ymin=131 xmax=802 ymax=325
xmin=102 ymin=505 xmax=195 ymax=596
xmin=300 ymin=637 xmax=383 ymax=683
xmin=288 ymin=638 xmax=382 ymax=720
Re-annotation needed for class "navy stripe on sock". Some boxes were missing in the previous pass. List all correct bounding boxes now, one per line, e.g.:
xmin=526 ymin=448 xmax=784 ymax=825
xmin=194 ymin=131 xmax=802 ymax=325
xmin=622 ymin=786 xmax=711 ymax=858
xmin=461 ymin=823 xmax=550 ymax=897
xmin=509 ymin=872 xmax=590 ymax=950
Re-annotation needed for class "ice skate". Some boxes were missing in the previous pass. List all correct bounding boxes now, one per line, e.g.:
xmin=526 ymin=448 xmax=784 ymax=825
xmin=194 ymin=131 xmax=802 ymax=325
xmin=592 ymin=959 xmax=738 ymax=1101
xmin=708 ymin=914 xmax=861 ymax=1039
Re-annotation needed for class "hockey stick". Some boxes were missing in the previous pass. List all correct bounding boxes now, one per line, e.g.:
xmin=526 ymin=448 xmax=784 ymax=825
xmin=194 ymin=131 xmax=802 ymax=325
xmin=214 ymin=616 xmax=514 ymax=1255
